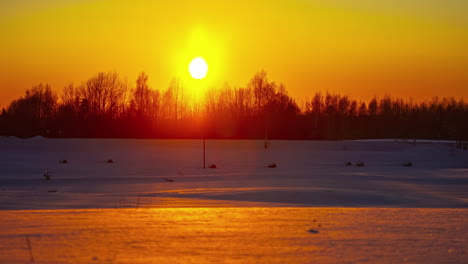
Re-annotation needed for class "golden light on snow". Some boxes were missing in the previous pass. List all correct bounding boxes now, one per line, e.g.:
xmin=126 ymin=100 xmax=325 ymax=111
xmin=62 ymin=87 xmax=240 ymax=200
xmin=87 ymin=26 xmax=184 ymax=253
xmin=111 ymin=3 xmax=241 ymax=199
xmin=189 ymin=57 xmax=208 ymax=79
xmin=1 ymin=208 xmax=466 ymax=263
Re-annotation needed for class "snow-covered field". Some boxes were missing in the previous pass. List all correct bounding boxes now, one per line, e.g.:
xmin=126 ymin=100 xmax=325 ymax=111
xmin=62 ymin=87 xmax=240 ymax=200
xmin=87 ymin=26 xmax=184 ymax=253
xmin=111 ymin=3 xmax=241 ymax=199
xmin=1 ymin=137 xmax=467 ymax=209
xmin=0 ymin=138 xmax=467 ymax=263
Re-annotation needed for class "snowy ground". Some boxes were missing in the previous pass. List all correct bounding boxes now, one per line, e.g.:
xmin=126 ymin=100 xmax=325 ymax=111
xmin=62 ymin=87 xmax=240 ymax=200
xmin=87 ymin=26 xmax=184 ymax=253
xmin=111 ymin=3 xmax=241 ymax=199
xmin=1 ymin=208 xmax=467 ymax=264
xmin=0 ymin=138 xmax=467 ymax=263
xmin=0 ymin=138 xmax=467 ymax=209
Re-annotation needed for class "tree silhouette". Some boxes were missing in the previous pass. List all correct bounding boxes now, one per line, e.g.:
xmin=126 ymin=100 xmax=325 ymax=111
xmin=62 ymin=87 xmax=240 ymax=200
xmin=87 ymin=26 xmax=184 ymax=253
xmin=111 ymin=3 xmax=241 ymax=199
xmin=0 ymin=70 xmax=467 ymax=142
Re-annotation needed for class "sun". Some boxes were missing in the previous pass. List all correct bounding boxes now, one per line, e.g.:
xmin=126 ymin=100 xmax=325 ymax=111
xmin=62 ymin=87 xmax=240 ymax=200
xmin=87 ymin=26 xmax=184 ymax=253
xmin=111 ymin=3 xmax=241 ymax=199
xmin=189 ymin=57 xmax=208 ymax=79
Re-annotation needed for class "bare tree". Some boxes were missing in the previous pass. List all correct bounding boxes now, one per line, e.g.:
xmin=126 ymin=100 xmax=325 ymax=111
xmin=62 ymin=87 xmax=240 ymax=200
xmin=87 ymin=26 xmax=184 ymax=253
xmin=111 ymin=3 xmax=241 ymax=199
xmin=249 ymin=70 xmax=276 ymax=114
xmin=132 ymin=72 xmax=151 ymax=117
xmin=79 ymin=72 xmax=126 ymax=119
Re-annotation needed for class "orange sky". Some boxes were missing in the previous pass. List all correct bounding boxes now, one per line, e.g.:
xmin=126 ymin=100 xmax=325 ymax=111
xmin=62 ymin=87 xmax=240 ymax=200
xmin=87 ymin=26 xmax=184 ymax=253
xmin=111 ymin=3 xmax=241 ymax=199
xmin=1 ymin=0 xmax=467 ymax=107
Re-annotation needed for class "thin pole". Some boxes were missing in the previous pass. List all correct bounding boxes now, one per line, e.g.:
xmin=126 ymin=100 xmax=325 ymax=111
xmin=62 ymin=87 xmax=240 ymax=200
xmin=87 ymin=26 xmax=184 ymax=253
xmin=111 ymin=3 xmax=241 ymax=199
xmin=25 ymin=236 xmax=35 ymax=263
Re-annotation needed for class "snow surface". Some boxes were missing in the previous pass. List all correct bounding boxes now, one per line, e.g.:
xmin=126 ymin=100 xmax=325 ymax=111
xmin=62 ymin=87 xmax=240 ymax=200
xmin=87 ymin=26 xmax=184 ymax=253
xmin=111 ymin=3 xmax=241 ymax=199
xmin=0 ymin=138 xmax=467 ymax=209
xmin=0 ymin=139 xmax=467 ymax=263
xmin=1 ymin=208 xmax=467 ymax=264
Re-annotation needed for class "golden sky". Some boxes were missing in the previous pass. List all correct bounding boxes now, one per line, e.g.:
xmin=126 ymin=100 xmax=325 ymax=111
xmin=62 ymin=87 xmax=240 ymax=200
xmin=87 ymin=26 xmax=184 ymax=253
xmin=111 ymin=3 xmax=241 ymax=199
xmin=1 ymin=0 xmax=467 ymax=107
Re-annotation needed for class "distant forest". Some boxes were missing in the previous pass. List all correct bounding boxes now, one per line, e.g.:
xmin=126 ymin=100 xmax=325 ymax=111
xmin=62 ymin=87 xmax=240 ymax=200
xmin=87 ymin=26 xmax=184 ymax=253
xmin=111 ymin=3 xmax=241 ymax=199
xmin=0 ymin=71 xmax=467 ymax=144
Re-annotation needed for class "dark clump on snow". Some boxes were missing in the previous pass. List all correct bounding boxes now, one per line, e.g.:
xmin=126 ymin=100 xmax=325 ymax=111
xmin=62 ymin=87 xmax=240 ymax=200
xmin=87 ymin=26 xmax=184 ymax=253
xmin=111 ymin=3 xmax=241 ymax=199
xmin=308 ymin=219 xmax=322 ymax=234
xmin=59 ymin=160 xmax=68 ymax=164
xmin=268 ymin=163 xmax=277 ymax=168
xmin=402 ymin=162 xmax=413 ymax=167
xmin=107 ymin=159 xmax=114 ymax=164
xmin=345 ymin=161 xmax=352 ymax=166
xmin=48 ymin=190 xmax=57 ymax=193
xmin=209 ymin=164 xmax=217 ymax=169
xmin=356 ymin=161 xmax=366 ymax=167
xmin=43 ymin=169 xmax=51 ymax=180
xmin=164 ymin=177 xmax=174 ymax=182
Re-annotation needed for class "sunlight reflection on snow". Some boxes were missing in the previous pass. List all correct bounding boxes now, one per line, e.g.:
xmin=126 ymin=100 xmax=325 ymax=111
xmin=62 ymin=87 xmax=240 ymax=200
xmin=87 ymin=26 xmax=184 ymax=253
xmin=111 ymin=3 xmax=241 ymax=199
xmin=0 ymin=207 xmax=466 ymax=264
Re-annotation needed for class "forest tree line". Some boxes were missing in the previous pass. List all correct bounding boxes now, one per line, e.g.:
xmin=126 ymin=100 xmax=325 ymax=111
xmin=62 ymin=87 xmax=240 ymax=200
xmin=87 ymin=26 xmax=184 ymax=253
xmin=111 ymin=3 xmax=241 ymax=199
xmin=0 ymin=71 xmax=467 ymax=144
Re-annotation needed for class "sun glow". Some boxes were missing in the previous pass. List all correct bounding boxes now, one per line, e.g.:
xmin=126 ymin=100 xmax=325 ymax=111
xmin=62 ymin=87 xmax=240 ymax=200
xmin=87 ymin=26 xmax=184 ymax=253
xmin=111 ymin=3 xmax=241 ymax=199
xmin=189 ymin=57 xmax=208 ymax=79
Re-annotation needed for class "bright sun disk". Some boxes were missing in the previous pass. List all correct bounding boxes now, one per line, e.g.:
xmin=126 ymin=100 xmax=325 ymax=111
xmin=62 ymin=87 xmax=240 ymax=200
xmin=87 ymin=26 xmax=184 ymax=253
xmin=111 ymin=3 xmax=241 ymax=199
xmin=189 ymin=57 xmax=208 ymax=79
